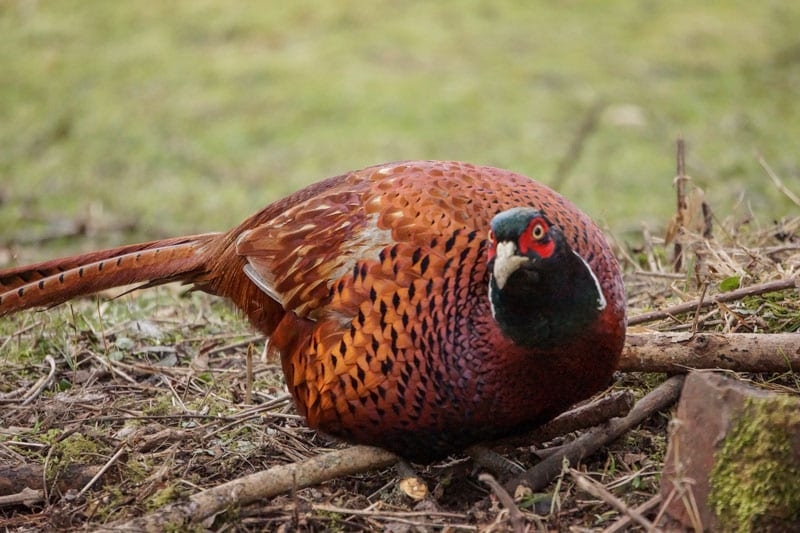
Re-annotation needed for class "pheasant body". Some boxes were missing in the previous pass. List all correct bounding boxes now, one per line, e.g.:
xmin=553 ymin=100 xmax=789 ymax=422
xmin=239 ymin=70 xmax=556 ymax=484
xmin=0 ymin=161 xmax=625 ymax=461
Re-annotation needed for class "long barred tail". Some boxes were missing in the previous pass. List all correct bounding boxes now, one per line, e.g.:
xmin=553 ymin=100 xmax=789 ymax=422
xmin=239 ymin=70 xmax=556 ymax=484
xmin=0 ymin=233 xmax=220 ymax=316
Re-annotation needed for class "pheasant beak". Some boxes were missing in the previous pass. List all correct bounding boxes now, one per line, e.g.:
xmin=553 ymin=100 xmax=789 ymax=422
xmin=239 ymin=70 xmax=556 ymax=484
xmin=492 ymin=241 xmax=530 ymax=290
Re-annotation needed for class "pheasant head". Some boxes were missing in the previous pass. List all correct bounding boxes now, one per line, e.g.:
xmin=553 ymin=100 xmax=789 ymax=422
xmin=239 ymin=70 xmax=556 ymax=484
xmin=488 ymin=207 xmax=607 ymax=349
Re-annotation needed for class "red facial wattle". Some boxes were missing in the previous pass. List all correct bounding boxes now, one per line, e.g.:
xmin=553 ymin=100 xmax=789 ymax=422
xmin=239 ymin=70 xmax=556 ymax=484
xmin=517 ymin=217 xmax=555 ymax=259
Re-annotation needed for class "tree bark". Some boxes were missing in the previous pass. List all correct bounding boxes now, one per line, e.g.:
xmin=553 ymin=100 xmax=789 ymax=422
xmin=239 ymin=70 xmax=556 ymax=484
xmin=0 ymin=464 xmax=101 ymax=501
xmin=620 ymin=332 xmax=800 ymax=373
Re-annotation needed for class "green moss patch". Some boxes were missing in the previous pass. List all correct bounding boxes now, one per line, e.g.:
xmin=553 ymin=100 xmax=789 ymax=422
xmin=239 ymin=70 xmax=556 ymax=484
xmin=709 ymin=395 xmax=800 ymax=532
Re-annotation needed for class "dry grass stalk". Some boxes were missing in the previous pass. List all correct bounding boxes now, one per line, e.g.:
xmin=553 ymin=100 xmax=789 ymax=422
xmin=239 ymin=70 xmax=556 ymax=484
xmin=672 ymin=137 xmax=688 ymax=272
xmin=569 ymin=468 xmax=655 ymax=530
xmin=602 ymin=494 xmax=663 ymax=533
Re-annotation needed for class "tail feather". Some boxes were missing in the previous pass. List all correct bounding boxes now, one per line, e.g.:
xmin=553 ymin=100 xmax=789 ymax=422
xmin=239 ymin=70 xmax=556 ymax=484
xmin=0 ymin=233 xmax=219 ymax=316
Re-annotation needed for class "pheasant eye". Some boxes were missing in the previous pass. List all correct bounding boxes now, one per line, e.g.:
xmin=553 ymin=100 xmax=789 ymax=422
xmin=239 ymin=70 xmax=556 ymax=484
xmin=488 ymin=229 xmax=495 ymax=243
xmin=531 ymin=221 xmax=546 ymax=240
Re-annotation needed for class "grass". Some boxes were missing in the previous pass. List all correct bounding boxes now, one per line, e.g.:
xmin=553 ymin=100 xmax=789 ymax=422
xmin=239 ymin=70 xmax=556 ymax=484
xmin=1 ymin=1 xmax=800 ymax=254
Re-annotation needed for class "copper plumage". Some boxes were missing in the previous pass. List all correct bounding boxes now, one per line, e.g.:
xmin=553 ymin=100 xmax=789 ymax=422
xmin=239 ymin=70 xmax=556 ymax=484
xmin=0 ymin=161 xmax=625 ymax=461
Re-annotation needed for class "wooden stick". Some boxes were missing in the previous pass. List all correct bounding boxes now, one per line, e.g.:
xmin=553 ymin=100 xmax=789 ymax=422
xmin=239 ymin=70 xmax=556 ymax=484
xmin=496 ymin=390 xmax=634 ymax=447
xmin=628 ymin=276 xmax=798 ymax=325
xmin=0 ymin=464 xmax=101 ymax=500
xmin=99 ymin=445 xmax=399 ymax=532
xmin=0 ymin=487 xmax=43 ymax=507
xmin=620 ymin=332 xmax=800 ymax=372
xmin=504 ymin=375 xmax=685 ymax=493
xmin=479 ymin=473 xmax=526 ymax=533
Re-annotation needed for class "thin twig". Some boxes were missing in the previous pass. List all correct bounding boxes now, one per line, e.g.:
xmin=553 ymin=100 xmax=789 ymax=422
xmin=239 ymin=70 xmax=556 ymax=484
xmin=206 ymin=335 xmax=265 ymax=356
xmin=21 ymin=355 xmax=56 ymax=406
xmin=310 ymin=503 xmax=469 ymax=520
xmin=640 ymin=223 xmax=661 ymax=272
xmin=202 ymin=394 xmax=292 ymax=439
xmin=673 ymin=137 xmax=687 ymax=271
xmin=690 ymin=283 xmax=708 ymax=333
xmin=79 ymin=445 xmax=126 ymax=496
xmin=41 ymin=440 xmax=56 ymax=504
xmin=245 ymin=342 xmax=254 ymax=405
xmin=0 ymin=316 xmax=38 ymax=354
xmin=651 ymin=487 xmax=681 ymax=531
xmin=96 ymin=298 xmax=110 ymax=357
xmin=758 ymin=153 xmax=800 ymax=207
xmin=603 ymin=493 xmax=663 ymax=533
xmin=631 ymin=270 xmax=684 ymax=280
xmin=569 ymin=468 xmax=656 ymax=531
xmin=479 ymin=473 xmax=527 ymax=533
xmin=0 ymin=355 xmax=54 ymax=402
xmin=87 ymin=351 xmax=142 ymax=384
xmin=628 ymin=276 xmax=798 ymax=325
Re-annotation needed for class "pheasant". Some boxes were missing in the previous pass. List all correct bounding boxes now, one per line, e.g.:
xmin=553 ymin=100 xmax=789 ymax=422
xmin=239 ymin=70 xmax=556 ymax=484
xmin=0 ymin=160 xmax=625 ymax=462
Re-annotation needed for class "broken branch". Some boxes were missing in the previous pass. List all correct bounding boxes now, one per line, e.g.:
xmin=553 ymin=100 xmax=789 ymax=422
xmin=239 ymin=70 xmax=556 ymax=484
xmin=495 ymin=390 xmax=634 ymax=448
xmin=621 ymin=332 xmax=800 ymax=373
xmin=100 ymin=445 xmax=398 ymax=532
xmin=505 ymin=375 xmax=685 ymax=492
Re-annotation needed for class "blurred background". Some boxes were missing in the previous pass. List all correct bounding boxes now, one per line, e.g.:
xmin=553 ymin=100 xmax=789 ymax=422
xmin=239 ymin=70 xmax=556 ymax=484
xmin=1 ymin=1 xmax=799 ymax=261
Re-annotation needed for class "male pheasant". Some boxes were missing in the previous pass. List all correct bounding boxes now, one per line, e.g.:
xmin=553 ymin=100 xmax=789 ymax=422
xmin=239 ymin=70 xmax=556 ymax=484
xmin=0 ymin=161 xmax=625 ymax=462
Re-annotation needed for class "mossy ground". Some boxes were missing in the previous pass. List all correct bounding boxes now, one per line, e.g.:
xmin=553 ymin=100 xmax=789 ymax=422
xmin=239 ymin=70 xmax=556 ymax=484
xmin=710 ymin=395 xmax=800 ymax=532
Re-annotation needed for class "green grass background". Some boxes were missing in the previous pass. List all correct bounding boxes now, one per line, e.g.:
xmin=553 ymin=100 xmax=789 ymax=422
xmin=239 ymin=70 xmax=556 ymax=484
xmin=2 ymin=1 xmax=799 ymax=258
